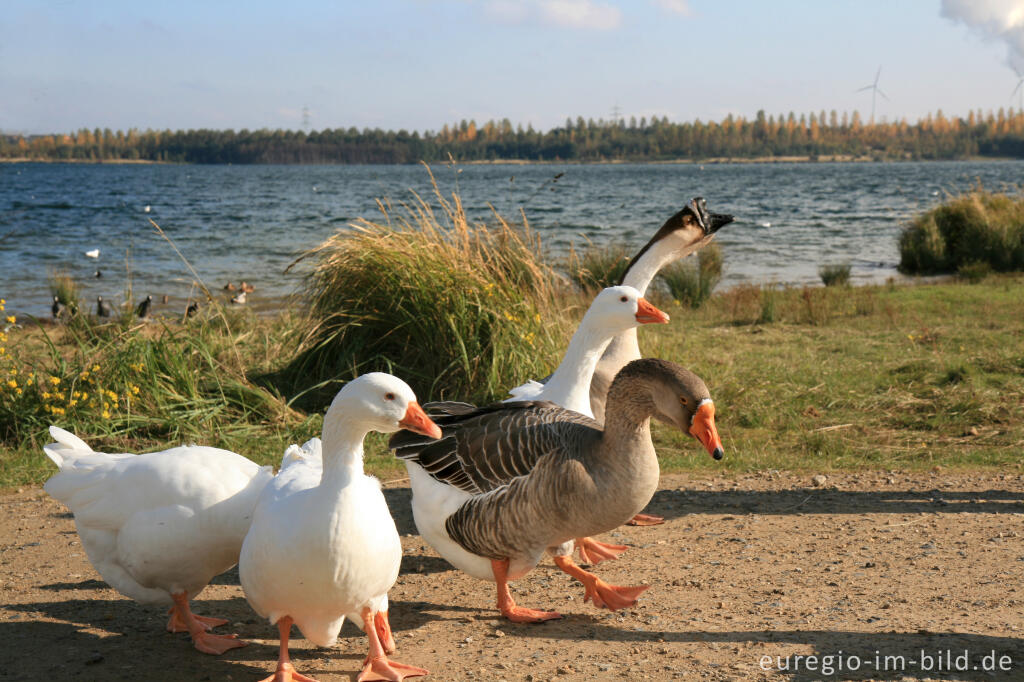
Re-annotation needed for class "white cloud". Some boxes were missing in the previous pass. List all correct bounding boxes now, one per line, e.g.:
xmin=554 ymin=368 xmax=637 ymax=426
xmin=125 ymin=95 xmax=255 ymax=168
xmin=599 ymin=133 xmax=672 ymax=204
xmin=481 ymin=0 xmax=621 ymax=31
xmin=941 ymin=0 xmax=1024 ymax=73
xmin=652 ymin=0 xmax=691 ymax=16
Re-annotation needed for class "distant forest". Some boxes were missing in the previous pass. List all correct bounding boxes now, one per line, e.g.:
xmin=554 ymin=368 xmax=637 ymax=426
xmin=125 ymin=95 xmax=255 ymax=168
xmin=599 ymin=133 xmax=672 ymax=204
xmin=4 ymin=108 xmax=1024 ymax=164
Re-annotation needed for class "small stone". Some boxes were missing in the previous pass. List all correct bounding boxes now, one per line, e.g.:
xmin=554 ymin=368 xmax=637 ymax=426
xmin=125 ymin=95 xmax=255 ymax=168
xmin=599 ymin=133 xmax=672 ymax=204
xmin=811 ymin=474 xmax=827 ymax=487
xmin=968 ymin=426 xmax=980 ymax=436
xmin=493 ymin=629 xmax=505 ymax=638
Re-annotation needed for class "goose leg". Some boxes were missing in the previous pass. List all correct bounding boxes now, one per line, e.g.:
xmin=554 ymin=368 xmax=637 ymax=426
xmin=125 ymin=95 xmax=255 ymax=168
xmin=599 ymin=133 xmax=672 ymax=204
xmin=169 ymin=591 xmax=246 ymax=655
xmin=259 ymin=616 xmax=318 ymax=682
xmin=627 ymin=513 xmax=665 ymax=526
xmin=491 ymin=559 xmax=561 ymax=623
xmin=575 ymin=536 xmax=628 ymax=565
xmin=552 ymin=556 xmax=650 ymax=611
xmin=357 ymin=607 xmax=428 ymax=681
xmin=374 ymin=610 xmax=396 ymax=655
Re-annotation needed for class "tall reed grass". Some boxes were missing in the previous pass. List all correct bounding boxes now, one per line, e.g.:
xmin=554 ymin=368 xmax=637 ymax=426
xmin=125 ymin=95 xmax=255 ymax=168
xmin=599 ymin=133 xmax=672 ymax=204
xmin=566 ymin=242 xmax=632 ymax=292
xmin=279 ymin=167 xmax=568 ymax=408
xmin=818 ymin=263 xmax=851 ymax=287
xmin=660 ymin=243 xmax=723 ymax=308
xmin=899 ymin=188 xmax=1024 ymax=274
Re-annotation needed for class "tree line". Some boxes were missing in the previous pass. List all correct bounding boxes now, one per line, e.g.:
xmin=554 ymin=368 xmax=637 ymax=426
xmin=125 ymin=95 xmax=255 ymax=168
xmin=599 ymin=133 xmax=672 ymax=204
xmin=4 ymin=108 xmax=1024 ymax=164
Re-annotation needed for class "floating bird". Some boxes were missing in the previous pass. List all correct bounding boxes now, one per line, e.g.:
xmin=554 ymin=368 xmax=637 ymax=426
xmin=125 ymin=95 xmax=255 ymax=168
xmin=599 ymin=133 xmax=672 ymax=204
xmin=239 ymin=281 xmax=255 ymax=294
xmin=94 ymin=270 xmax=102 ymax=279
xmin=223 ymin=282 xmax=237 ymax=292
xmin=96 ymin=296 xmax=113 ymax=318
xmin=186 ymin=301 xmax=199 ymax=318
xmin=143 ymin=205 xmax=152 ymax=213
xmin=390 ymin=359 xmax=724 ymax=624
xmin=85 ymin=249 xmax=100 ymax=259
xmin=136 ymin=295 xmax=153 ymax=319
xmin=51 ymin=296 xmax=67 ymax=320
xmin=240 ymin=373 xmax=436 ymax=682
xmin=230 ymin=291 xmax=246 ymax=305
xmin=760 ymin=222 xmax=772 ymax=228
xmin=42 ymin=426 xmax=272 ymax=655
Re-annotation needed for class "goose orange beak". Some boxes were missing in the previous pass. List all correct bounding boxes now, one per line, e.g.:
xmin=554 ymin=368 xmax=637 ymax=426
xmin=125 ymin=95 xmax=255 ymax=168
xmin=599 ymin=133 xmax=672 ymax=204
xmin=689 ymin=401 xmax=724 ymax=460
xmin=635 ymin=297 xmax=670 ymax=325
xmin=399 ymin=402 xmax=443 ymax=440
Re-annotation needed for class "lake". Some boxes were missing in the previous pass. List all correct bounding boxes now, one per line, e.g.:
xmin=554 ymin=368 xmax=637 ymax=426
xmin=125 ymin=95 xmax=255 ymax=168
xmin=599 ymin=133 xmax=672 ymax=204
xmin=2 ymin=160 xmax=1022 ymax=317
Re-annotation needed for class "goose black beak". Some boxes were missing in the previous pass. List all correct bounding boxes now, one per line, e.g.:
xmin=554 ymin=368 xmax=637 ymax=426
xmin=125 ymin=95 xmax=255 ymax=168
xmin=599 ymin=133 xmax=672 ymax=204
xmin=686 ymin=197 xmax=734 ymax=235
xmin=689 ymin=401 xmax=724 ymax=460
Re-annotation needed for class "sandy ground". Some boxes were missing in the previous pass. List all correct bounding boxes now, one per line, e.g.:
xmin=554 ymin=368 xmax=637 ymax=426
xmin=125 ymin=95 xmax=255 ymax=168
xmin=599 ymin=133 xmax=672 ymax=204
xmin=2 ymin=471 xmax=1023 ymax=681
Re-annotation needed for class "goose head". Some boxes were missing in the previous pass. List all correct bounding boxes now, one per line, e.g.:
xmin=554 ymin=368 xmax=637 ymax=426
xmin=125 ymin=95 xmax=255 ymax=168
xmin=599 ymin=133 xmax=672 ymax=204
xmin=585 ymin=285 xmax=670 ymax=333
xmin=620 ymin=197 xmax=734 ymax=287
xmin=327 ymin=372 xmax=442 ymax=440
xmin=615 ymin=359 xmax=724 ymax=460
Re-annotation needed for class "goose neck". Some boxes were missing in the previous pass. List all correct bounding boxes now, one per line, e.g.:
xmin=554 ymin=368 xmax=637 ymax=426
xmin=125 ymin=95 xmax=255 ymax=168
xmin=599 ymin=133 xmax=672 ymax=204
xmin=544 ymin=320 xmax=614 ymax=414
xmin=319 ymin=416 xmax=370 ymax=486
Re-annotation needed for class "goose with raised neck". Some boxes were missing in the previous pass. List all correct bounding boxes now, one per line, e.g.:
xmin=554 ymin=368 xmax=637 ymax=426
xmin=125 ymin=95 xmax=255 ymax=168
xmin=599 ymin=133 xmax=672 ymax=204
xmin=389 ymin=358 xmax=724 ymax=625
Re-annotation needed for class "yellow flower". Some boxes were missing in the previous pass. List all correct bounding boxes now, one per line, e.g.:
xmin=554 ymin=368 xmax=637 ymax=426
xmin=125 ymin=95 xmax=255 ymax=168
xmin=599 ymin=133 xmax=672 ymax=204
xmin=106 ymin=390 xmax=118 ymax=401
xmin=534 ymin=313 xmax=541 ymax=323
xmin=4 ymin=316 xmax=13 ymax=324
xmin=101 ymin=409 xmax=110 ymax=419
xmin=81 ymin=391 xmax=88 ymax=400
xmin=15 ymin=387 xmax=21 ymax=396
xmin=130 ymin=363 xmax=144 ymax=373
xmin=68 ymin=399 xmax=77 ymax=407
xmin=42 ymin=391 xmax=51 ymax=400
xmin=51 ymin=406 xmax=65 ymax=416
xmin=92 ymin=364 xmax=100 ymax=372
xmin=130 ymin=385 xmax=140 ymax=395
xmin=0 ymin=347 xmax=6 ymax=355
xmin=6 ymin=379 xmax=16 ymax=389
xmin=49 ymin=376 xmax=61 ymax=386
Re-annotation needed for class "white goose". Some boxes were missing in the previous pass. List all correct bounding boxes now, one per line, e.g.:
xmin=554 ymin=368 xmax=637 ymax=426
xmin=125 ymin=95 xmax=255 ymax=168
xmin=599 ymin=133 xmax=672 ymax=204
xmin=390 ymin=359 xmax=724 ymax=624
xmin=240 ymin=373 xmax=439 ymax=682
xmin=42 ymin=426 xmax=273 ymax=654
xmin=591 ymin=197 xmax=733 ymax=525
xmin=503 ymin=285 xmax=669 ymax=563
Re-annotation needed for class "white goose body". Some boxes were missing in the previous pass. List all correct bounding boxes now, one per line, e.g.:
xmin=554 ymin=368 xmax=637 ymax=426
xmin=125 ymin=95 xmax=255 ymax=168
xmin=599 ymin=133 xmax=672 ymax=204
xmin=42 ymin=426 xmax=272 ymax=654
xmin=239 ymin=373 xmax=436 ymax=681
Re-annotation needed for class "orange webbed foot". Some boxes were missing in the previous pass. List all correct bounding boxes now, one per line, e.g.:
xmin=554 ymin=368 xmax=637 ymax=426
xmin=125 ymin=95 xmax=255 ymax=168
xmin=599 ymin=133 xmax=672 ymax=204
xmin=358 ymin=656 xmax=428 ymax=681
xmin=627 ymin=513 xmax=665 ymax=526
xmin=257 ymin=661 xmax=319 ymax=682
xmin=584 ymin=579 xmax=650 ymax=611
xmin=576 ymin=536 xmax=628 ymax=565
xmin=192 ymin=630 xmax=247 ymax=655
xmin=166 ymin=608 xmax=226 ymax=633
xmin=499 ymin=604 xmax=563 ymax=623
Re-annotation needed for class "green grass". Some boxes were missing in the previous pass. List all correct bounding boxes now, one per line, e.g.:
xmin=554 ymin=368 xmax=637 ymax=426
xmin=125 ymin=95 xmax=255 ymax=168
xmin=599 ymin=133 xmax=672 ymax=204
xmin=566 ymin=241 xmax=632 ymax=292
xmin=659 ymin=242 xmax=723 ymax=308
xmin=819 ymin=262 xmax=851 ymax=287
xmin=899 ymin=188 xmax=1024 ymax=275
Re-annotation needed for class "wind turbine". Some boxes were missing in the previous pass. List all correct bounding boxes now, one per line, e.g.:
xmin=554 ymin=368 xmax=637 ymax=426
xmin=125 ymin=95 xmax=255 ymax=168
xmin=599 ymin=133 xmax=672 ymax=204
xmin=1012 ymin=66 xmax=1024 ymax=114
xmin=856 ymin=66 xmax=889 ymax=125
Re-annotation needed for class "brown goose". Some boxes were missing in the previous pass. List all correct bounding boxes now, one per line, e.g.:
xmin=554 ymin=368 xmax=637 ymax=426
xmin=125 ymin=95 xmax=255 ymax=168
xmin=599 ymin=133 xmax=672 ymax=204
xmin=389 ymin=358 xmax=723 ymax=623
xmin=592 ymin=197 xmax=732 ymax=526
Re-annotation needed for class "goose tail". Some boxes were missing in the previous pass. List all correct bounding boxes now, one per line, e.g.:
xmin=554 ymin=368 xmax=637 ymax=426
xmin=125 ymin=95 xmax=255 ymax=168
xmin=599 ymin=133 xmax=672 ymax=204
xmin=43 ymin=425 xmax=93 ymax=469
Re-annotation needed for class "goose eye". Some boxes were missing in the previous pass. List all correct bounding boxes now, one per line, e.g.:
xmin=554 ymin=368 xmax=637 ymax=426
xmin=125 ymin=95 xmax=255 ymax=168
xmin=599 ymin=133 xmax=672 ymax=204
xmin=679 ymin=396 xmax=688 ymax=406
xmin=619 ymin=296 xmax=628 ymax=303
xmin=385 ymin=392 xmax=395 ymax=401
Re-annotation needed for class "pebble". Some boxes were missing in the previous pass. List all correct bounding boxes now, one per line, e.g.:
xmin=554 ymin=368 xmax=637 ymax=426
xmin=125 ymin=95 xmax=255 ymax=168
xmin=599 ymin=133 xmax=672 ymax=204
xmin=811 ymin=474 xmax=828 ymax=487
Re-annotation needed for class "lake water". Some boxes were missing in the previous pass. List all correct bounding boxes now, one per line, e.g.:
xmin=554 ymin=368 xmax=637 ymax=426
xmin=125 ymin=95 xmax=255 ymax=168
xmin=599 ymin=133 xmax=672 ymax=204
xmin=2 ymin=160 xmax=1022 ymax=317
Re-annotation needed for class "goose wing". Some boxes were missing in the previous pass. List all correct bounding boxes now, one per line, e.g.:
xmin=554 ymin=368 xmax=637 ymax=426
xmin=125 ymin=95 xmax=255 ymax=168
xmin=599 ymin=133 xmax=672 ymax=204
xmin=388 ymin=400 xmax=599 ymax=495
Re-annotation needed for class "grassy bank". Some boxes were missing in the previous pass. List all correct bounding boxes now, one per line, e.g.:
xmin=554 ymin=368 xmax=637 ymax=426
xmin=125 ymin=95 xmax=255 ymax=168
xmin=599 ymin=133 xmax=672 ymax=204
xmin=2 ymin=274 xmax=1022 ymax=488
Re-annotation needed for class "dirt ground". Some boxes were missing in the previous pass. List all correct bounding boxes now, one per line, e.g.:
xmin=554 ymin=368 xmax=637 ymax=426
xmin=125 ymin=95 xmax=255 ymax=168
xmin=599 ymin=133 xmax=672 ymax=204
xmin=2 ymin=471 xmax=1023 ymax=682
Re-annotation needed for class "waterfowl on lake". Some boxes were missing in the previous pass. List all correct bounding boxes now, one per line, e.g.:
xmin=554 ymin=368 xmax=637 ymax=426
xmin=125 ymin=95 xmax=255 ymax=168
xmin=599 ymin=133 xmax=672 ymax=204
xmin=230 ymin=291 xmax=247 ymax=305
xmin=240 ymin=281 xmax=255 ymax=294
xmin=84 ymin=248 xmax=100 ymax=259
xmin=136 ymin=294 xmax=153 ymax=319
xmin=240 ymin=373 xmax=437 ymax=682
xmin=51 ymin=296 xmax=67 ymax=320
xmin=96 ymin=296 xmax=113 ymax=318
xmin=389 ymin=359 xmax=724 ymax=624
xmin=42 ymin=426 xmax=273 ymax=654
xmin=186 ymin=301 xmax=200 ymax=318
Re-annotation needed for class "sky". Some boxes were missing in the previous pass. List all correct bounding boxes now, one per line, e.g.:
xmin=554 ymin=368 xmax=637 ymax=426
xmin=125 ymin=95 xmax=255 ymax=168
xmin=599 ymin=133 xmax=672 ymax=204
xmin=3 ymin=0 xmax=1024 ymax=135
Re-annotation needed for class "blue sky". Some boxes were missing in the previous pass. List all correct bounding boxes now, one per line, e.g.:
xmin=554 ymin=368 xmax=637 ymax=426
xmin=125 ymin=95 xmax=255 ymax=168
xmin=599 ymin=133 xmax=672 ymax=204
xmin=3 ymin=0 xmax=1024 ymax=135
